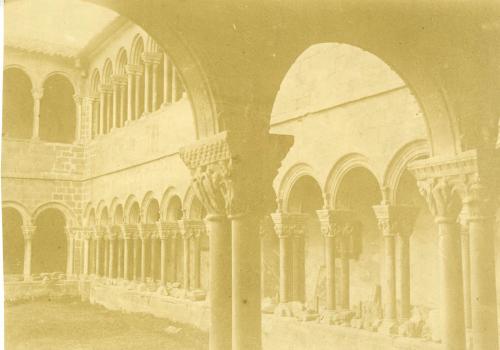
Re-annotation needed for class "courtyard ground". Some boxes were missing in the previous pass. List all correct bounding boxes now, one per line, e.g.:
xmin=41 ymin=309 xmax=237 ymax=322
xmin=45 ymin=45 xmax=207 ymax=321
xmin=4 ymin=297 xmax=208 ymax=350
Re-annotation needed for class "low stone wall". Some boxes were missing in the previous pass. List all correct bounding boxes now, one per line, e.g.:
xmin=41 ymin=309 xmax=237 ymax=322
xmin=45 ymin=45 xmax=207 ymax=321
xmin=88 ymin=280 xmax=440 ymax=350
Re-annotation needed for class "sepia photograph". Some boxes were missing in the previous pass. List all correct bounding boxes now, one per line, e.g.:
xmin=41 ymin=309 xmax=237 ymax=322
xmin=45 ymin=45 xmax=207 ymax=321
xmin=1 ymin=1 xmax=500 ymax=349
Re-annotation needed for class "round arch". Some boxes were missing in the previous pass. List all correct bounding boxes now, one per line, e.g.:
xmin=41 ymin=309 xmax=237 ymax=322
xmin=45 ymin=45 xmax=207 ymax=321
xmin=124 ymin=195 xmax=140 ymax=224
xmin=383 ymin=140 xmax=431 ymax=204
xmin=129 ymin=34 xmax=145 ymax=65
xmin=2 ymin=207 xmax=25 ymax=275
xmin=90 ymin=69 xmax=101 ymax=96
xmin=278 ymin=163 xmax=321 ymax=213
xmin=2 ymin=200 xmax=31 ymax=225
xmin=160 ymin=187 xmax=182 ymax=221
xmin=32 ymin=202 xmax=77 ymax=227
xmin=40 ymin=73 xmax=76 ymax=143
xmin=325 ymin=153 xmax=380 ymax=209
xmin=115 ymin=47 xmax=128 ymax=75
xmin=183 ymin=186 xmax=206 ymax=220
xmin=3 ymin=67 xmax=34 ymax=139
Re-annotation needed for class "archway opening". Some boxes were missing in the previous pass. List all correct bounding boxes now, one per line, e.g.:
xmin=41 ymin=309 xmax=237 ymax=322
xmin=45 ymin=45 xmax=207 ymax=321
xmin=40 ymin=74 xmax=76 ymax=143
xmin=165 ymin=195 xmax=182 ymax=284
xmin=33 ymin=208 xmax=67 ymax=274
xmin=2 ymin=207 xmax=25 ymax=276
xmin=2 ymin=68 xmax=34 ymax=139
xmin=286 ymin=175 xmax=323 ymax=308
xmin=336 ymin=167 xmax=381 ymax=307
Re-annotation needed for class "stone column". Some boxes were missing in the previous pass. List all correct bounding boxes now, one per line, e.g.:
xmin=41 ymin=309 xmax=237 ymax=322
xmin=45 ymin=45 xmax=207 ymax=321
xmin=133 ymin=233 xmax=139 ymax=281
xmin=133 ymin=67 xmax=143 ymax=120
xmin=82 ymin=229 xmax=90 ymax=276
xmin=142 ymin=54 xmax=152 ymax=115
xmin=409 ymin=157 xmax=469 ymax=350
xmin=163 ymin=53 xmax=171 ymax=106
xmin=151 ymin=58 xmax=161 ymax=111
xmin=150 ymin=234 xmax=157 ymax=282
xmin=336 ymin=218 xmax=360 ymax=313
xmin=64 ymin=227 xmax=74 ymax=279
xmin=103 ymin=235 xmax=109 ymax=278
xmin=167 ymin=224 xmax=178 ymax=283
xmin=85 ymin=97 xmax=97 ymax=140
xmin=180 ymin=131 xmax=293 ymax=350
xmin=117 ymin=234 xmax=123 ymax=279
xmin=140 ymin=224 xmax=154 ymax=283
xmin=178 ymin=220 xmax=192 ymax=291
xmin=459 ymin=212 xmax=472 ymax=330
xmin=396 ymin=206 xmax=418 ymax=321
xmin=462 ymin=166 xmax=499 ymax=350
xmin=106 ymin=89 xmax=112 ymax=133
xmin=125 ymin=65 xmax=137 ymax=124
xmin=108 ymin=233 xmax=116 ymax=279
xmin=95 ymin=229 xmax=103 ymax=277
xmin=373 ymin=204 xmax=398 ymax=334
xmin=122 ymin=224 xmax=137 ymax=281
xmin=98 ymin=86 xmax=107 ymax=135
xmin=158 ymin=222 xmax=168 ymax=286
xmin=31 ymin=88 xmax=43 ymax=139
xmin=73 ymin=94 xmax=82 ymax=143
xmin=119 ymin=82 xmax=126 ymax=128
xmin=192 ymin=225 xmax=204 ymax=290
xmin=21 ymin=225 xmax=36 ymax=281
xmin=316 ymin=209 xmax=342 ymax=322
xmin=111 ymin=80 xmax=119 ymax=130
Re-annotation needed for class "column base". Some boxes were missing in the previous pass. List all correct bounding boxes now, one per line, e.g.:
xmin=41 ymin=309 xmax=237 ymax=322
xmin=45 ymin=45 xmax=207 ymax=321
xmin=378 ymin=319 xmax=398 ymax=335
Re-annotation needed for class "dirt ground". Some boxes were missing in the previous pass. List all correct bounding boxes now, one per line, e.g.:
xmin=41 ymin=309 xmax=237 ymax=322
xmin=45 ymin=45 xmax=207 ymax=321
xmin=4 ymin=297 xmax=208 ymax=350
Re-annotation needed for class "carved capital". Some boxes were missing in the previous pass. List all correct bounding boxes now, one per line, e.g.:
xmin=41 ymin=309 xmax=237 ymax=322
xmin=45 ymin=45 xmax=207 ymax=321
xmin=21 ymin=225 xmax=36 ymax=240
xmin=180 ymin=131 xmax=293 ymax=217
xmin=140 ymin=223 xmax=158 ymax=239
xmin=99 ymin=84 xmax=113 ymax=94
xmin=270 ymin=212 xmax=308 ymax=239
xmin=316 ymin=209 xmax=355 ymax=238
xmin=72 ymin=94 xmax=82 ymax=105
xmin=125 ymin=64 xmax=143 ymax=76
xmin=372 ymin=204 xmax=418 ymax=237
xmin=178 ymin=220 xmax=205 ymax=239
xmin=31 ymin=88 xmax=44 ymax=100
xmin=142 ymin=52 xmax=162 ymax=65
xmin=112 ymin=74 xmax=127 ymax=86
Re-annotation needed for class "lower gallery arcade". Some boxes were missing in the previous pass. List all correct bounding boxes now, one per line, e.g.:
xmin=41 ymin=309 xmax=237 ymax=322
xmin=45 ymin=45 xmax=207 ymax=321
xmin=3 ymin=2 xmax=500 ymax=350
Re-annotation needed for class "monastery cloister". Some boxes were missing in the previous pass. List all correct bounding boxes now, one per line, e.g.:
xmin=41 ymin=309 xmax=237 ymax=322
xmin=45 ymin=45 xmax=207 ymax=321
xmin=3 ymin=1 xmax=500 ymax=350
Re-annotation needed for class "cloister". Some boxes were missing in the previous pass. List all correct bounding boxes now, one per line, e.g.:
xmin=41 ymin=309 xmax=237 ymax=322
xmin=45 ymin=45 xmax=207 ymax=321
xmin=3 ymin=1 xmax=500 ymax=350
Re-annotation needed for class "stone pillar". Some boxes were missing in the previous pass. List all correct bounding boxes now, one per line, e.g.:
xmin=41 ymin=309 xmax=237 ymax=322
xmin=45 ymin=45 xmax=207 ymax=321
xmin=106 ymin=89 xmax=112 ymax=133
xmin=396 ymin=206 xmax=418 ymax=321
xmin=125 ymin=65 xmax=137 ymax=124
xmin=151 ymin=60 xmax=160 ymax=111
xmin=373 ymin=204 xmax=398 ymax=334
xmin=119 ymin=82 xmax=126 ymax=127
xmin=103 ymin=236 xmax=109 ymax=278
xmin=134 ymin=69 xmax=143 ymax=120
xmin=409 ymin=156 xmax=470 ymax=350
xmin=163 ymin=53 xmax=171 ymax=105
xmin=459 ymin=212 xmax=472 ymax=330
xmin=64 ymin=227 xmax=74 ymax=278
xmin=117 ymin=235 xmax=123 ymax=279
xmin=179 ymin=131 xmax=293 ymax=350
xmin=31 ymin=88 xmax=43 ymax=139
xmin=73 ymin=94 xmax=82 ymax=142
xmin=158 ymin=222 xmax=168 ymax=286
xmin=95 ymin=230 xmax=103 ymax=277
xmin=271 ymin=212 xmax=308 ymax=316
xmin=82 ymin=229 xmax=90 ymax=276
xmin=21 ymin=225 xmax=36 ymax=281
xmin=122 ymin=224 xmax=137 ymax=281
xmin=167 ymin=223 xmax=178 ymax=283
xmin=133 ymin=234 xmax=139 ymax=281
xmin=98 ymin=87 xmax=107 ymax=135
xmin=142 ymin=55 xmax=152 ymax=115
xmin=178 ymin=220 xmax=193 ymax=291
xmin=150 ymin=234 xmax=157 ymax=281
xmin=193 ymin=226 xmax=203 ymax=290
xmin=462 ymin=167 xmax=499 ymax=350
xmin=111 ymin=80 xmax=119 ymax=129
xmin=108 ymin=233 xmax=116 ymax=279
xmin=140 ymin=233 xmax=148 ymax=283
xmin=85 ymin=97 xmax=97 ymax=140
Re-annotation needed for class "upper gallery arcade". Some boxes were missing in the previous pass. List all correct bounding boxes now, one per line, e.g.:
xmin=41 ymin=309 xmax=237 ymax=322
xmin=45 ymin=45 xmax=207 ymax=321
xmin=2 ymin=1 xmax=500 ymax=350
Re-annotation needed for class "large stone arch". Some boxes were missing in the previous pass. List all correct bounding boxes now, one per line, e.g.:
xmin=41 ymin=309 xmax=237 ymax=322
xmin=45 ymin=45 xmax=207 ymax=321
xmin=2 ymin=201 xmax=31 ymax=225
xmin=159 ymin=187 xmax=181 ymax=222
xmin=277 ymin=163 xmax=321 ymax=212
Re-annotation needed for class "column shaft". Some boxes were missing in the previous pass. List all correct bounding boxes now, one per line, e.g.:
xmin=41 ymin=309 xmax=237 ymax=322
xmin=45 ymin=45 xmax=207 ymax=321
xmin=141 ymin=239 xmax=147 ymax=282
xmin=124 ymin=238 xmax=130 ymax=280
xmin=397 ymin=234 xmax=411 ymax=320
xmin=134 ymin=74 xmax=141 ymax=119
xmin=279 ymin=236 xmax=292 ymax=303
xmin=231 ymin=214 xmax=262 ymax=350
xmin=106 ymin=92 xmax=112 ymax=133
xmin=144 ymin=63 xmax=151 ymax=114
xmin=160 ymin=238 xmax=167 ymax=285
xmin=66 ymin=234 xmax=74 ymax=278
xmin=99 ymin=91 xmax=105 ymax=134
xmin=96 ymin=238 xmax=102 ymax=276
xmin=109 ymin=239 xmax=115 ymax=278
xmin=32 ymin=96 xmax=41 ymax=139
xmin=206 ymin=216 xmax=232 ymax=350
xmin=150 ymin=237 xmax=156 ymax=281
xmin=127 ymin=73 xmax=134 ymax=123
xmin=172 ymin=66 xmax=178 ymax=102
xmin=152 ymin=63 xmax=159 ymax=110
xmin=117 ymin=239 xmax=123 ymax=279
xmin=112 ymin=84 xmax=118 ymax=129
xmin=383 ymin=234 xmax=397 ymax=322
xmin=340 ymin=245 xmax=350 ymax=310
xmin=292 ymin=234 xmax=305 ymax=302
xmin=23 ymin=239 xmax=32 ymax=280
xmin=324 ymin=235 xmax=336 ymax=310
xmin=119 ymin=85 xmax=126 ymax=127
xmin=183 ymin=236 xmax=190 ymax=289
xmin=163 ymin=54 xmax=171 ymax=104
xmin=437 ymin=220 xmax=466 ymax=350
xmin=83 ymin=238 xmax=90 ymax=275
xmin=193 ymin=235 xmax=201 ymax=289
xmin=169 ymin=235 xmax=177 ymax=282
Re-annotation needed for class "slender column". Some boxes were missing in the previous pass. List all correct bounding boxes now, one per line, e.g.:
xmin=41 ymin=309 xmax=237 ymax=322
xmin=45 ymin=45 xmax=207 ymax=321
xmin=339 ymin=227 xmax=351 ymax=311
xmin=150 ymin=235 xmax=157 ymax=281
xmin=125 ymin=65 xmax=135 ymax=124
xmin=459 ymin=213 xmax=472 ymax=330
xmin=171 ymin=66 xmax=178 ymax=102
xmin=105 ymin=90 xmax=112 ymax=132
xmin=99 ymin=88 xmax=106 ymax=135
xmin=83 ymin=230 xmax=90 ymax=276
xmin=152 ymin=61 xmax=159 ymax=111
xmin=292 ymin=227 xmax=305 ymax=302
xmin=65 ymin=227 xmax=74 ymax=278
xmin=109 ymin=234 xmax=116 ymax=278
xmin=158 ymin=223 xmax=168 ymax=286
xmin=122 ymin=224 xmax=136 ymax=281
xmin=117 ymin=237 xmax=123 ymax=279
xmin=373 ymin=204 xmax=398 ymax=334
xmin=163 ymin=53 xmax=171 ymax=105
xmin=464 ymin=180 xmax=499 ymax=350
xmin=134 ymin=73 xmax=142 ymax=120
xmin=103 ymin=236 xmax=109 ymax=278
xmin=409 ymin=160 xmax=467 ymax=350
xmin=111 ymin=82 xmax=119 ymax=130
xmin=31 ymin=88 xmax=43 ymax=139
xmin=86 ymin=97 xmax=96 ymax=140
xmin=143 ymin=58 xmax=152 ymax=114
xmin=22 ymin=225 xmax=36 ymax=281
xmin=168 ymin=226 xmax=178 ymax=282
xmin=119 ymin=83 xmax=126 ymax=128
xmin=316 ymin=210 xmax=339 ymax=321
xmin=133 ymin=235 xmax=139 ymax=280
xmin=192 ymin=230 xmax=202 ymax=289
xmin=141 ymin=237 xmax=147 ymax=282
xmin=397 ymin=224 xmax=413 ymax=320
xmin=95 ymin=232 xmax=103 ymax=276
xmin=73 ymin=95 xmax=82 ymax=143
xmin=182 ymin=227 xmax=191 ymax=290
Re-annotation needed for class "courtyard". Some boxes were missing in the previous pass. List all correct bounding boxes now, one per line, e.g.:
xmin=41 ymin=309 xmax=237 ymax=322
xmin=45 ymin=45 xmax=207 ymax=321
xmin=4 ymin=297 xmax=208 ymax=350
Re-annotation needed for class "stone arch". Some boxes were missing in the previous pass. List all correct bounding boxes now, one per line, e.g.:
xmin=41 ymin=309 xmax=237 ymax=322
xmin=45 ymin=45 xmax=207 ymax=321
xmin=90 ymin=68 xmax=101 ymax=96
xmin=32 ymin=201 xmax=77 ymax=227
xmin=83 ymin=203 xmax=97 ymax=226
xmin=115 ymin=47 xmax=128 ymax=75
xmin=141 ymin=192 xmax=160 ymax=224
xmin=102 ymin=58 xmax=113 ymax=84
xmin=2 ymin=206 xmax=25 ymax=275
xmin=129 ymin=34 xmax=145 ymax=65
xmin=109 ymin=197 xmax=124 ymax=225
xmin=325 ymin=153 xmax=380 ymax=209
xmin=2 ymin=201 xmax=31 ymax=225
xmin=278 ymin=163 xmax=321 ymax=213
xmin=3 ymin=66 xmax=34 ymax=139
xmin=160 ymin=187 xmax=182 ymax=221
xmin=183 ymin=186 xmax=205 ymax=220
xmin=124 ymin=195 xmax=140 ymax=224
xmin=41 ymin=71 xmax=77 ymax=94
xmin=145 ymin=35 xmax=161 ymax=53
xmin=383 ymin=139 xmax=431 ymax=204
xmin=40 ymin=73 xmax=76 ymax=143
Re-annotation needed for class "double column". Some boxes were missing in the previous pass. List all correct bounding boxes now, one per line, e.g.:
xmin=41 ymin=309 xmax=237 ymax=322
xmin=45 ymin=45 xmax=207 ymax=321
xmin=98 ymin=84 xmax=112 ymax=135
xmin=141 ymin=52 xmax=162 ymax=115
xmin=178 ymin=219 xmax=205 ymax=296
xmin=409 ymin=149 xmax=499 ymax=350
xmin=21 ymin=225 xmax=36 ymax=281
xmin=121 ymin=224 xmax=138 ymax=281
xmin=31 ymin=88 xmax=43 ymax=140
xmin=111 ymin=75 xmax=127 ymax=129
xmin=270 ymin=212 xmax=308 ymax=316
xmin=180 ymin=130 xmax=293 ymax=350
